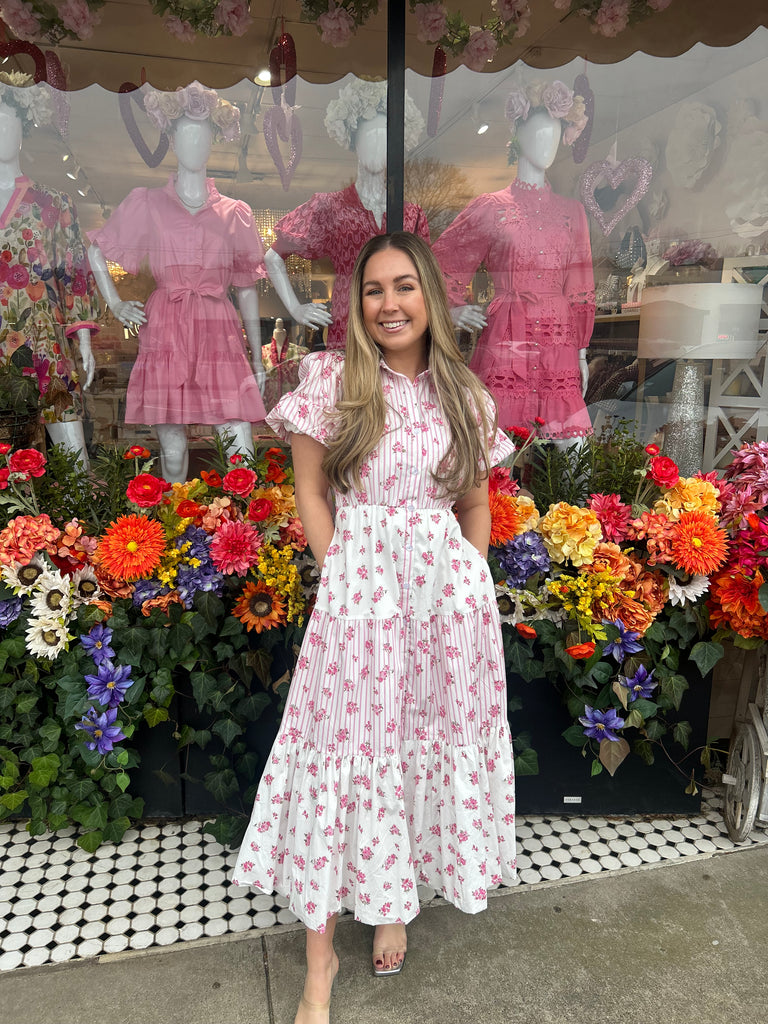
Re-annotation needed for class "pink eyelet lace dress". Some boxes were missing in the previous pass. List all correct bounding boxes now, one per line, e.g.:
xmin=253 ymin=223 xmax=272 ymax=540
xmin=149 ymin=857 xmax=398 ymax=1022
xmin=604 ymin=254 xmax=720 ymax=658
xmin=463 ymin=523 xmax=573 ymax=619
xmin=231 ymin=351 xmax=518 ymax=931
xmin=270 ymin=185 xmax=430 ymax=351
xmin=88 ymin=177 xmax=267 ymax=426
xmin=432 ymin=180 xmax=595 ymax=439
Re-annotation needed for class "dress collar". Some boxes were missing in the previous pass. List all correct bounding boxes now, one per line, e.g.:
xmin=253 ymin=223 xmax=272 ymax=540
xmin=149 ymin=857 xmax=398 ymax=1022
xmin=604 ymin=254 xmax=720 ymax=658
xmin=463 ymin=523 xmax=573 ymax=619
xmin=379 ymin=357 xmax=431 ymax=383
xmin=0 ymin=175 xmax=32 ymax=230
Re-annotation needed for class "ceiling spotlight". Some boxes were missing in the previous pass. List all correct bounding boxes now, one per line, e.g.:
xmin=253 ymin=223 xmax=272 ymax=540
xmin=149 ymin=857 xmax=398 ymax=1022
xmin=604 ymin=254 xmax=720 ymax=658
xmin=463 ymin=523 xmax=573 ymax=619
xmin=477 ymin=121 xmax=489 ymax=135
xmin=62 ymin=153 xmax=70 ymax=162
xmin=256 ymin=69 xmax=271 ymax=83
xmin=77 ymin=185 xmax=90 ymax=197
xmin=66 ymin=163 xmax=80 ymax=180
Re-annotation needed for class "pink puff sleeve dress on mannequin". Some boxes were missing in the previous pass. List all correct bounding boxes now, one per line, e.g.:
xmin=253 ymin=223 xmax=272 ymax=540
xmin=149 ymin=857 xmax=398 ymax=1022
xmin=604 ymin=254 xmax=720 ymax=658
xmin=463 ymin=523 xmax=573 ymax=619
xmin=433 ymin=180 xmax=595 ymax=439
xmin=271 ymin=185 xmax=430 ymax=350
xmin=89 ymin=177 xmax=267 ymax=426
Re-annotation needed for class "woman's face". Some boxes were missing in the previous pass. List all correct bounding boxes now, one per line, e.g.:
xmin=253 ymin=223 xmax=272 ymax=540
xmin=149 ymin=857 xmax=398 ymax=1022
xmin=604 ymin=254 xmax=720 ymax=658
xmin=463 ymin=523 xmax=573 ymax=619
xmin=172 ymin=116 xmax=212 ymax=171
xmin=0 ymin=103 xmax=23 ymax=163
xmin=361 ymin=246 xmax=428 ymax=372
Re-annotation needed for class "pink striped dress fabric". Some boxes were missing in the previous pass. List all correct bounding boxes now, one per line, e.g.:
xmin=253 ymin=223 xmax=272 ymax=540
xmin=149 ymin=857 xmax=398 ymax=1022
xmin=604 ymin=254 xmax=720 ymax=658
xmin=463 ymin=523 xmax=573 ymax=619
xmin=231 ymin=351 xmax=518 ymax=930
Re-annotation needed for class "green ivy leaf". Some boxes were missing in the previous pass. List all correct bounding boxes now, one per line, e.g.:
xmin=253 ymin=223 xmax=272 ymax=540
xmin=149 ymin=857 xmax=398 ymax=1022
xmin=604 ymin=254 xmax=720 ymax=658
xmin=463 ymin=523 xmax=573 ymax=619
xmin=0 ymin=789 xmax=28 ymax=810
xmin=689 ymin=641 xmax=724 ymax=677
xmin=590 ymin=758 xmax=603 ymax=777
xmin=77 ymin=830 xmax=103 ymax=853
xmin=84 ymin=802 xmax=108 ymax=831
xmin=673 ymin=721 xmax=693 ymax=751
xmin=660 ymin=674 xmax=688 ymax=711
xmin=514 ymin=748 xmax=539 ymax=776
xmin=191 ymin=670 xmax=218 ymax=708
xmin=644 ymin=718 xmax=667 ymax=741
xmin=102 ymin=817 xmax=131 ymax=844
xmin=562 ymin=724 xmax=586 ymax=747
xmin=143 ymin=705 xmax=169 ymax=728
xmin=28 ymin=754 xmax=61 ymax=789
xmin=39 ymin=720 xmax=62 ymax=752
xmin=15 ymin=692 xmax=38 ymax=715
xmin=115 ymin=772 xmax=130 ymax=793
xmin=203 ymin=767 xmax=239 ymax=804
xmin=212 ymin=718 xmax=243 ymax=747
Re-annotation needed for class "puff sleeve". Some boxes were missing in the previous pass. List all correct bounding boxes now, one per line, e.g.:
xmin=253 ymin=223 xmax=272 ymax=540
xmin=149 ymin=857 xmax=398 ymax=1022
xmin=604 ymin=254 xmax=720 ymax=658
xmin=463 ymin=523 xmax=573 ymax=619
xmin=230 ymin=200 xmax=268 ymax=286
xmin=87 ymin=188 xmax=151 ymax=276
xmin=265 ymin=351 xmax=344 ymax=445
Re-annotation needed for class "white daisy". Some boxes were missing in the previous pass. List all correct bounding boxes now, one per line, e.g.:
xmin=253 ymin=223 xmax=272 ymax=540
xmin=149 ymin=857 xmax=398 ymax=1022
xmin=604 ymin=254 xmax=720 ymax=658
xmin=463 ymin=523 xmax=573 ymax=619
xmin=30 ymin=570 xmax=72 ymax=620
xmin=1 ymin=555 xmax=48 ymax=596
xmin=25 ymin=616 xmax=72 ymax=660
xmin=71 ymin=565 xmax=102 ymax=606
xmin=668 ymin=574 xmax=710 ymax=607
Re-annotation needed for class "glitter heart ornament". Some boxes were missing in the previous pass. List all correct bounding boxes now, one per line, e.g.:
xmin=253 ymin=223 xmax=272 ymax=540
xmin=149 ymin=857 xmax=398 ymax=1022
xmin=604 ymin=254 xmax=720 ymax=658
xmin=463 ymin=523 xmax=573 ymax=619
xmin=263 ymin=102 xmax=303 ymax=191
xmin=580 ymin=157 xmax=653 ymax=236
xmin=118 ymin=82 xmax=169 ymax=169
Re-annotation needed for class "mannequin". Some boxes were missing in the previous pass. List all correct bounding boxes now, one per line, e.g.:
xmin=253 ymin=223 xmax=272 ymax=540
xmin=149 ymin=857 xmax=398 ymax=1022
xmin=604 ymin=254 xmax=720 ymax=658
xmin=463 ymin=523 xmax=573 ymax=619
xmin=88 ymin=96 xmax=267 ymax=483
xmin=261 ymin=316 xmax=308 ymax=412
xmin=0 ymin=90 xmax=99 ymax=468
xmin=433 ymin=86 xmax=594 ymax=449
xmin=264 ymin=79 xmax=429 ymax=349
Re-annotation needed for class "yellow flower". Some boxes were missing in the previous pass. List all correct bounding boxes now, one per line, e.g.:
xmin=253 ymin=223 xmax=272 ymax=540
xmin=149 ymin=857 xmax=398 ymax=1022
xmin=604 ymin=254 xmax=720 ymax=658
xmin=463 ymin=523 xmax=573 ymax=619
xmin=538 ymin=502 xmax=602 ymax=566
xmin=654 ymin=477 xmax=720 ymax=520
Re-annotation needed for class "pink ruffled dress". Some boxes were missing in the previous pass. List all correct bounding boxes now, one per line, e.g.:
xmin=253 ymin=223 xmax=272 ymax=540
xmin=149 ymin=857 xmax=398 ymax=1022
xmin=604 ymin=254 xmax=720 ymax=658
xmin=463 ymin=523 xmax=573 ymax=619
xmin=432 ymin=180 xmax=595 ymax=438
xmin=89 ymin=177 xmax=267 ymax=425
xmin=271 ymin=184 xmax=430 ymax=350
xmin=232 ymin=351 xmax=518 ymax=931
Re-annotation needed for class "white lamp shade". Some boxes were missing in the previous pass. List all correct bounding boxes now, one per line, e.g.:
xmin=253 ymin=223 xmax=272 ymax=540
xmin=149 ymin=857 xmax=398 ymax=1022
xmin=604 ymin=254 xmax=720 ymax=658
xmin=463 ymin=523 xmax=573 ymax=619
xmin=638 ymin=283 xmax=763 ymax=359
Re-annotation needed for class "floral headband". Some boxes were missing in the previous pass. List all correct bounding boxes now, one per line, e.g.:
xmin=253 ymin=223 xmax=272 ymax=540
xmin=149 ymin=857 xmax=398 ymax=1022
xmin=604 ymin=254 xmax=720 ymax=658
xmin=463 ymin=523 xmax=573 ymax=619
xmin=505 ymin=80 xmax=587 ymax=154
xmin=0 ymin=72 xmax=54 ymax=134
xmin=324 ymin=78 xmax=424 ymax=152
xmin=143 ymin=81 xmax=240 ymax=144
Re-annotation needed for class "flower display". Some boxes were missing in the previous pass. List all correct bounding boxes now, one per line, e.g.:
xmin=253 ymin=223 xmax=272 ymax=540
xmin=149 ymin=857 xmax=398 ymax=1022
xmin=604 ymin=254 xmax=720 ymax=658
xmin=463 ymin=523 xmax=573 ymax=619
xmin=0 ymin=0 xmax=103 ymax=44
xmin=552 ymin=0 xmax=671 ymax=39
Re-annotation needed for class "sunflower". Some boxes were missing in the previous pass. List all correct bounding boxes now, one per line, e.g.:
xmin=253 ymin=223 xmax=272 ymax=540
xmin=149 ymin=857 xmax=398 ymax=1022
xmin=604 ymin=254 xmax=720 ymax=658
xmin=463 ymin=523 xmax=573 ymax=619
xmin=670 ymin=511 xmax=728 ymax=576
xmin=232 ymin=582 xmax=287 ymax=633
xmin=25 ymin=616 xmax=72 ymax=660
xmin=96 ymin=515 xmax=167 ymax=581
xmin=30 ymin=571 xmax=72 ymax=619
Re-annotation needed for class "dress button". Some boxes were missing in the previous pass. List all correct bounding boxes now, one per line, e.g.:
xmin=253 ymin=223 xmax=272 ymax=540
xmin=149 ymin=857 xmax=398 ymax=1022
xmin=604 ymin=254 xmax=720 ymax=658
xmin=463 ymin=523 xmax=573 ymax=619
xmin=539 ymin=250 xmax=544 ymax=255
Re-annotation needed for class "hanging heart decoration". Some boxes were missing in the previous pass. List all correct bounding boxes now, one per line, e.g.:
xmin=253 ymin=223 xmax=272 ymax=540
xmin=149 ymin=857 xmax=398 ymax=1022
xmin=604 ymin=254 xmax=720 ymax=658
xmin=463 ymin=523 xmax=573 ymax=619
xmin=118 ymin=81 xmax=169 ymax=168
xmin=270 ymin=30 xmax=297 ymax=107
xmin=0 ymin=40 xmax=47 ymax=81
xmin=427 ymin=45 xmax=447 ymax=138
xmin=266 ymin=28 xmax=301 ymax=189
xmin=579 ymin=157 xmax=653 ymax=236
xmin=44 ymin=50 xmax=69 ymax=137
xmin=264 ymin=101 xmax=303 ymax=191
xmin=571 ymin=73 xmax=594 ymax=165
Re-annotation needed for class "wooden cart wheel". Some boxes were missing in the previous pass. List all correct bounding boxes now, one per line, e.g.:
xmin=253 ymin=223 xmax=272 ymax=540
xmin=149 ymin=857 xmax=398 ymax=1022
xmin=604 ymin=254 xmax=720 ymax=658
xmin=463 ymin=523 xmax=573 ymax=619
xmin=723 ymin=722 xmax=762 ymax=843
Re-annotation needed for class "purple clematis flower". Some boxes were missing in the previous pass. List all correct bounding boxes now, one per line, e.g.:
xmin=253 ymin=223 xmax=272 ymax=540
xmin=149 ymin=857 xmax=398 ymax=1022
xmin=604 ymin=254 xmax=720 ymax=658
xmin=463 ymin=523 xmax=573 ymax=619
xmin=84 ymin=661 xmax=134 ymax=707
xmin=602 ymin=620 xmax=644 ymax=662
xmin=75 ymin=706 xmax=125 ymax=755
xmin=620 ymin=664 xmax=658 ymax=702
xmin=80 ymin=623 xmax=115 ymax=665
xmin=579 ymin=705 xmax=625 ymax=743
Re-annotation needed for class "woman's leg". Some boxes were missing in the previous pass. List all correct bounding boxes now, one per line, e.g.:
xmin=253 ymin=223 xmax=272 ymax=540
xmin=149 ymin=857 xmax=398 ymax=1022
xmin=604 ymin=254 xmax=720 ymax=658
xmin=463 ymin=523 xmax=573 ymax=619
xmin=296 ymin=914 xmax=339 ymax=1024
xmin=372 ymin=922 xmax=407 ymax=974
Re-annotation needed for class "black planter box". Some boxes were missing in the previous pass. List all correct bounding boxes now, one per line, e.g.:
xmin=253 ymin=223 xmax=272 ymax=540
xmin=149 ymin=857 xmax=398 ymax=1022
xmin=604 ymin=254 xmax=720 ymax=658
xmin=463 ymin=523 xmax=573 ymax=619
xmin=508 ymin=661 xmax=712 ymax=817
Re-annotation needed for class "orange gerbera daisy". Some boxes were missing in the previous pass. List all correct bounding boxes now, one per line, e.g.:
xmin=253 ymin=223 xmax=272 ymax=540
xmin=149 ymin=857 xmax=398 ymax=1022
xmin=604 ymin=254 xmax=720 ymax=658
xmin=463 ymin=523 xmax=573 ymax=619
xmin=670 ymin=511 xmax=728 ymax=576
xmin=96 ymin=515 xmax=166 ymax=581
xmin=232 ymin=582 xmax=287 ymax=633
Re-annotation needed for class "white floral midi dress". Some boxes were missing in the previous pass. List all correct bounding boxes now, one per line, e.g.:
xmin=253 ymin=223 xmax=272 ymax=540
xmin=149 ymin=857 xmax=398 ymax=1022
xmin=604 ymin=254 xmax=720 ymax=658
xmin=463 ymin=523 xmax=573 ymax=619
xmin=231 ymin=351 xmax=518 ymax=930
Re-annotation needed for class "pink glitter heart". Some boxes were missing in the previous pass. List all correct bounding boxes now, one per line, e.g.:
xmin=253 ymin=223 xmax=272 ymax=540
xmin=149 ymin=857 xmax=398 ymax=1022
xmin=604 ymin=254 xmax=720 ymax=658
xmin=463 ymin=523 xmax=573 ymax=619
xmin=579 ymin=157 xmax=653 ymax=236
xmin=118 ymin=83 xmax=169 ymax=169
xmin=263 ymin=105 xmax=303 ymax=192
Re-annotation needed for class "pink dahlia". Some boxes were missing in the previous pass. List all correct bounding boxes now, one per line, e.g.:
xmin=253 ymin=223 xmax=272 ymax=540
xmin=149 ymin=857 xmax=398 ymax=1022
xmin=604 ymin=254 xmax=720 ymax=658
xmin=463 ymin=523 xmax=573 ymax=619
xmin=589 ymin=493 xmax=631 ymax=543
xmin=210 ymin=519 xmax=263 ymax=575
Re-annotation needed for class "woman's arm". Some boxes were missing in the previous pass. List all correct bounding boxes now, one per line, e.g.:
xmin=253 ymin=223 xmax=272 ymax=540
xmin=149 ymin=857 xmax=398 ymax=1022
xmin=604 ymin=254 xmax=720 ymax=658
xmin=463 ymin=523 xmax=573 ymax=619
xmin=290 ymin=432 xmax=335 ymax=569
xmin=454 ymin=477 xmax=491 ymax=558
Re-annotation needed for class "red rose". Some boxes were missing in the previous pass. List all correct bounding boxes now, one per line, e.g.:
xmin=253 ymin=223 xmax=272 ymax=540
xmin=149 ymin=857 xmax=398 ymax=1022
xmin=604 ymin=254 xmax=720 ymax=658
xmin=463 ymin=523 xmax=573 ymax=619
xmin=646 ymin=455 xmax=680 ymax=490
xmin=515 ymin=623 xmax=537 ymax=639
xmin=0 ymin=467 xmax=9 ymax=490
xmin=223 ymin=467 xmax=257 ymax=497
xmin=0 ymin=443 xmax=11 ymax=455
xmin=534 ymin=416 xmax=545 ymax=426
xmin=229 ymin=453 xmax=243 ymax=464
xmin=126 ymin=473 xmax=170 ymax=508
xmin=247 ymin=498 xmax=272 ymax=522
xmin=124 ymin=445 xmax=151 ymax=459
xmin=565 ymin=641 xmax=596 ymax=660
xmin=644 ymin=443 xmax=660 ymax=456
xmin=510 ymin=425 xmax=531 ymax=443
xmin=201 ymin=470 xmax=222 ymax=488
xmin=8 ymin=448 xmax=46 ymax=478
xmin=176 ymin=499 xmax=204 ymax=518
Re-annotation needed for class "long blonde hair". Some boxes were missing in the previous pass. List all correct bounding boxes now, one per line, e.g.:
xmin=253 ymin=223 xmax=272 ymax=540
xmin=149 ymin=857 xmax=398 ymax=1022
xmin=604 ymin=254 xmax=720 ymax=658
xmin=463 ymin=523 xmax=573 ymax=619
xmin=323 ymin=232 xmax=497 ymax=498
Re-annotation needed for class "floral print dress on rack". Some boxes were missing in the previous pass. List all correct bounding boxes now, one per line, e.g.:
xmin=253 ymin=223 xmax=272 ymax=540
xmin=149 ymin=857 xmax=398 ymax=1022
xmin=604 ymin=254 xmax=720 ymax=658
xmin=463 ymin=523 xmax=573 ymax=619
xmin=232 ymin=351 xmax=518 ymax=931
xmin=0 ymin=178 xmax=100 ymax=423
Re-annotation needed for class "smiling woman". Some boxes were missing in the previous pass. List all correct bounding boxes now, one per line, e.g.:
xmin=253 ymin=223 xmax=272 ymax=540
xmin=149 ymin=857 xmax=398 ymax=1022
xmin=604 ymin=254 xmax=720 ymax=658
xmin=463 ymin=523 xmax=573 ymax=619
xmin=361 ymin=246 xmax=429 ymax=379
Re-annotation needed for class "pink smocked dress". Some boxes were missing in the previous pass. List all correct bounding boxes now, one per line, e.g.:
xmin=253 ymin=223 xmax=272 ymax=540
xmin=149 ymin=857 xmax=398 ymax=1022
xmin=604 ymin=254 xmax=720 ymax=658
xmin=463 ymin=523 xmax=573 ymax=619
xmin=271 ymin=185 xmax=430 ymax=351
xmin=232 ymin=351 xmax=518 ymax=930
xmin=89 ymin=177 xmax=266 ymax=425
xmin=432 ymin=180 xmax=595 ymax=439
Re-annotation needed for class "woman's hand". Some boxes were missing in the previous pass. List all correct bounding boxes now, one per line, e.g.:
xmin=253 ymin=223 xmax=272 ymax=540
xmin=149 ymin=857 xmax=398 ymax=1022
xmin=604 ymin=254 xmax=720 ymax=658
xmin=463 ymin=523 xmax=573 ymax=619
xmin=451 ymin=304 xmax=487 ymax=332
xmin=110 ymin=299 xmax=147 ymax=328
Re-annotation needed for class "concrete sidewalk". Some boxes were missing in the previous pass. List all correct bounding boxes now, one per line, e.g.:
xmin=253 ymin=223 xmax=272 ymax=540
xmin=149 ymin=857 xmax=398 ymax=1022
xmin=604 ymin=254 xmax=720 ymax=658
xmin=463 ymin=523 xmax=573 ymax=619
xmin=5 ymin=845 xmax=768 ymax=1024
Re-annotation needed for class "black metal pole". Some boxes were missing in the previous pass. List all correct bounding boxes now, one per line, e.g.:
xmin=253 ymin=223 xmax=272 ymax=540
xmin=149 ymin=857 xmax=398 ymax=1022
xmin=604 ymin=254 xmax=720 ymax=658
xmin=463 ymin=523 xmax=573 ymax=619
xmin=386 ymin=0 xmax=405 ymax=232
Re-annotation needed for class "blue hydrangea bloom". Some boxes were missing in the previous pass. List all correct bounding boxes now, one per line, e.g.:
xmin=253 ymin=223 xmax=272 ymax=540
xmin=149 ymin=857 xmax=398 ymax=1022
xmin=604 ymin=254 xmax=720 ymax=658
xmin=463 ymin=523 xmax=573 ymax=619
xmin=132 ymin=579 xmax=168 ymax=607
xmin=0 ymin=597 xmax=23 ymax=627
xmin=497 ymin=531 xmax=551 ymax=589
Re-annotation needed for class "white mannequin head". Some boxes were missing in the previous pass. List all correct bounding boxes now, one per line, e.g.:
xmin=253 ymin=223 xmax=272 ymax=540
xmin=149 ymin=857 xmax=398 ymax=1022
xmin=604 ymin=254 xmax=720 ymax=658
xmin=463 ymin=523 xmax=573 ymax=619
xmin=171 ymin=115 xmax=212 ymax=172
xmin=516 ymin=109 xmax=562 ymax=173
xmin=354 ymin=114 xmax=387 ymax=175
xmin=0 ymin=101 xmax=23 ymax=164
